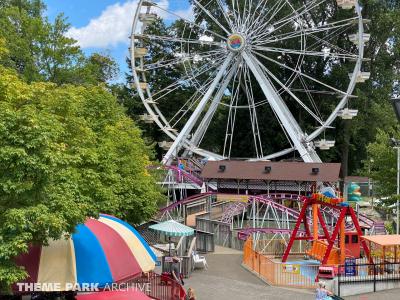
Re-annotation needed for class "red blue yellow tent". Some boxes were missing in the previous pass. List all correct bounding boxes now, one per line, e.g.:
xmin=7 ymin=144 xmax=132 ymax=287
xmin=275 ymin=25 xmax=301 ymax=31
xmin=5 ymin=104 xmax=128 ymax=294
xmin=15 ymin=214 xmax=156 ymax=291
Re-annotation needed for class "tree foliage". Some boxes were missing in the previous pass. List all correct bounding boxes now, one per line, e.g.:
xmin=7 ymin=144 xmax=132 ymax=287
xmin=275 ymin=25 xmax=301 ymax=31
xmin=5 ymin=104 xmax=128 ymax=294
xmin=363 ymin=128 xmax=400 ymax=197
xmin=0 ymin=1 xmax=164 ymax=290
xmin=0 ymin=0 xmax=118 ymax=84
xmin=0 ymin=59 xmax=163 ymax=290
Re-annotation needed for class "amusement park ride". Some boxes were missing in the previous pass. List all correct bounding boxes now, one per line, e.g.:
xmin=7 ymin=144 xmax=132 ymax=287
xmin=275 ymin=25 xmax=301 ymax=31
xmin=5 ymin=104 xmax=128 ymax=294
xmin=282 ymin=192 xmax=372 ymax=266
xmin=131 ymin=0 xmax=382 ymax=273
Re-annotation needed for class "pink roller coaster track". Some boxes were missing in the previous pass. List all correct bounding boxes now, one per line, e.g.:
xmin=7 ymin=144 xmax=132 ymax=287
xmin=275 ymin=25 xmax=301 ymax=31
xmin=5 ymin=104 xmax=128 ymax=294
xmin=165 ymin=165 xmax=204 ymax=186
xmin=158 ymin=193 xmax=383 ymax=236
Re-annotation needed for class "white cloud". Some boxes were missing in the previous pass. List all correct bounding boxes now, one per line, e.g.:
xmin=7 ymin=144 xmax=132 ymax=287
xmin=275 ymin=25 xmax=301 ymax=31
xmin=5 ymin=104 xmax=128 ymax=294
xmin=67 ymin=0 xmax=194 ymax=49
xmin=67 ymin=1 xmax=139 ymax=48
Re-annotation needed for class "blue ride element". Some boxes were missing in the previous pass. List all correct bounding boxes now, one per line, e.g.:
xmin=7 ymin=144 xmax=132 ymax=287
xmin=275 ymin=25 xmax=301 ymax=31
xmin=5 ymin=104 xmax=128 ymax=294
xmin=320 ymin=187 xmax=336 ymax=199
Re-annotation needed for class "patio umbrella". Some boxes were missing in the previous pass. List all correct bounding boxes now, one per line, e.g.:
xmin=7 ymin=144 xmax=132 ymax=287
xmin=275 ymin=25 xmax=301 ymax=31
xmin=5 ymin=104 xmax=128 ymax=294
xmin=77 ymin=290 xmax=151 ymax=300
xmin=149 ymin=220 xmax=194 ymax=255
xmin=15 ymin=214 xmax=156 ymax=291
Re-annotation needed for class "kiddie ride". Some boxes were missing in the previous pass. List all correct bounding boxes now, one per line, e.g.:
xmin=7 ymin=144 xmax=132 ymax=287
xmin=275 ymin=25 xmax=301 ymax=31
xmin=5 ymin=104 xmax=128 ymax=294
xmin=282 ymin=190 xmax=373 ymax=279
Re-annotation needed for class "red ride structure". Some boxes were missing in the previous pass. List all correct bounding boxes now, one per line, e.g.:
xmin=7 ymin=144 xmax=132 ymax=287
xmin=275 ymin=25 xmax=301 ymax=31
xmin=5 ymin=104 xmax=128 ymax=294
xmin=281 ymin=194 xmax=373 ymax=266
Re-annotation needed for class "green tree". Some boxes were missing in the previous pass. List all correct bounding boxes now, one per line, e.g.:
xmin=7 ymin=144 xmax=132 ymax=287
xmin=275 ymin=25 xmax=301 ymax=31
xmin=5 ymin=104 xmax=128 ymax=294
xmin=341 ymin=0 xmax=400 ymax=176
xmin=364 ymin=128 xmax=400 ymax=197
xmin=0 ymin=44 xmax=164 ymax=290
xmin=0 ymin=0 xmax=118 ymax=85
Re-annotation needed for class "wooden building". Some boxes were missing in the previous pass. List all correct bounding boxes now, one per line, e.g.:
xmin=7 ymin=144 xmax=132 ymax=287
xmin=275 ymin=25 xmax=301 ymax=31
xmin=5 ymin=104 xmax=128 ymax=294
xmin=201 ymin=161 xmax=341 ymax=195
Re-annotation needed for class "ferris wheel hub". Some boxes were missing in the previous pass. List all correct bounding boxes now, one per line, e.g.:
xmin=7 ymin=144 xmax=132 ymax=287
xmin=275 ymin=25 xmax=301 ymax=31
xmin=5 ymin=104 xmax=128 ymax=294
xmin=227 ymin=33 xmax=246 ymax=52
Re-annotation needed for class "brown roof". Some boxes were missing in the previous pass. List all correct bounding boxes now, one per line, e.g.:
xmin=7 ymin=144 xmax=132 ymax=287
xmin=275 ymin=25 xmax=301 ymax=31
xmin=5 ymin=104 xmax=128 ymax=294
xmin=362 ymin=235 xmax=400 ymax=247
xmin=344 ymin=176 xmax=370 ymax=183
xmin=201 ymin=161 xmax=341 ymax=182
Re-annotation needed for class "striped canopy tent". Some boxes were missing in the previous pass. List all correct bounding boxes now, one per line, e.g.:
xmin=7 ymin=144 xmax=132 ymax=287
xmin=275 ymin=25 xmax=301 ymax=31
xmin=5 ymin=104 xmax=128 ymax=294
xmin=149 ymin=220 xmax=194 ymax=255
xmin=15 ymin=214 xmax=156 ymax=291
xmin=149 ymin=220 xmax=194 ymax=237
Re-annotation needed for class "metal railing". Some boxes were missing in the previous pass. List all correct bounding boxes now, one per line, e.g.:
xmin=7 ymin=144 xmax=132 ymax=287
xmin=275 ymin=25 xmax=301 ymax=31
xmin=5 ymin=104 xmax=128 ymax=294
xmin=161 ymin=256 xmax=193 ymax=279
xmin=133 ymin=272 xmax=186 ymax=300
xmin=242 ymin=239 xmax=319 ymax=288
xmin=338 ymin=260 xmax=400 ymax=296
xmin=195 ymin=217 xmax=245 ymax=250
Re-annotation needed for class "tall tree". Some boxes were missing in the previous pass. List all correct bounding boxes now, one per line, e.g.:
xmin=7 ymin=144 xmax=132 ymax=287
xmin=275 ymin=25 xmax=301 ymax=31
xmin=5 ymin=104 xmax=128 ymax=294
xmin=0 ymin=39 xmax=164 ymax=291
xmin=0 ymin=0 xmax=118 ymax=85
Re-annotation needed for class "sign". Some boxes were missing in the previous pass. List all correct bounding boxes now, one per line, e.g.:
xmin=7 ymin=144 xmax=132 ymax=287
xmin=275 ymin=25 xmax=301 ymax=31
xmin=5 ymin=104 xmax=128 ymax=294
xmin=345 ymin=258 xmax=356 ymax=276
xmin=155 ymin=260 xmax=161 ymax=266
xmin=282 ymin=264 xmax=300 ymax=274
xmin=164 ymin=256 xmax=173 ymax=263
xmin=227 ymin=33 xmax=245 ymax=51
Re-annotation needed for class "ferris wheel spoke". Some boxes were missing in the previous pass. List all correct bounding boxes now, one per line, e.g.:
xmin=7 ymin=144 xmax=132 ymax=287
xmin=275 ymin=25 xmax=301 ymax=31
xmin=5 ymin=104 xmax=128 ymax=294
xmin=252 ymin=46 xmax=357 ymax=60
xmin=259 ymin=0 xmax=329 ymax=43
xmin=142 ymin=50 xmax=225 ymax=71
xmin=242 ymin=51 xmax=321 ymax=163
xmin=244 ymin=0 xmax=272 ymax=34
xmin=271 ymin=0 xmax=329 ymax=29
xmin=252 ymin=50 xmax=348 ymax=96
xmin=169 ymin=86 xmax=208 ymax=126
xmin=253 ymin=56 xmax=324 ymax=125
xmin=243 ymin=64 xmax=263 ymax=157
xmin=242 ymin=0 xmax=259 ymax=33
xmin=230 ymin=0 xmax=243 ymax=30
xmin=136 ymin=33 xmax=224 ymax=47
xmin=192 ymin=0 xmax=231 ymax=35
xmin=250 ymin=0 xmax=296 ymax=38
xmin=191 ymin=61 xmax=239 ymax=148
xmin=260 ymin=0 xmax=288 ymax=30
xmin=216 ymin=0 xmax=236 ymax=31
xmin=256 ymin=17 xmax=358 ymax=45
xmin=223 ymin=59 xmax=244 ymax=158
xmin=170 ymin=71 xmax=222 ymax=127
xmin=162 ymin=53 xmax=235 ymax=164
xmin=151 ymin=3 xmax=227 ymax=41
xmin=149 ymin=55 xmax=226 ymax=101
xmin=307 ymin=28 xmax=355 ymax=55
xmin=247 ymin=0 xmax=285 ymax=36
xmin=298 ymin=75 xmax=323 ymax=121
xmin=223 ymin=91 xmax=239 ymax=158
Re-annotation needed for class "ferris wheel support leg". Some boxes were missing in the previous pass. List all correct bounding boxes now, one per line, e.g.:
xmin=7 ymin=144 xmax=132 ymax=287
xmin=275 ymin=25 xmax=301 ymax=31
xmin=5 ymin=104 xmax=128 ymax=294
xmin=162 ymin=53 xmax=234 ymax=165
xmin=184 ymin=63 xmax=238 ymax=157
xmin=242 ymin=51 xmax=321 ymax=163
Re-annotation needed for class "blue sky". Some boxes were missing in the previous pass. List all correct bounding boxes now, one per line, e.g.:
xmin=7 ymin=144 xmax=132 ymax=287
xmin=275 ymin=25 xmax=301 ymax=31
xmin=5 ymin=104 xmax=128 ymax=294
xmin=43 ymin=0 xmax=191 ymax=82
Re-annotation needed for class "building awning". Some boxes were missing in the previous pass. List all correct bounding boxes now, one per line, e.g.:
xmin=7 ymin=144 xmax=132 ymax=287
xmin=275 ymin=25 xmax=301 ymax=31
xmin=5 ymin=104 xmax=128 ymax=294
xmin=362 ymin=235 xmax=400 ymax=247
xmin=201 ymin=161 xmax=341 ymax=182
xmin=344 ymin=176 xmax=370 ymax=183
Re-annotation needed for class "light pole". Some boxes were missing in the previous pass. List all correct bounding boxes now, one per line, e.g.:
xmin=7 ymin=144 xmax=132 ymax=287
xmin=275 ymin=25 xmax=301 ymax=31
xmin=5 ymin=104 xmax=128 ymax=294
xmin=390 ymin=138 xmax=400 ymax=234
xmin=392 ymin=98 xmax=400 ymax=234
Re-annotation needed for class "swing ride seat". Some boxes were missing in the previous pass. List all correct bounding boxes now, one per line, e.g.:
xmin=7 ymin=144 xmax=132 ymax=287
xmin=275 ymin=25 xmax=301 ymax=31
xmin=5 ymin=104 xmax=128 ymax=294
xmin=306 ymin=240 xmax=340 ymax=265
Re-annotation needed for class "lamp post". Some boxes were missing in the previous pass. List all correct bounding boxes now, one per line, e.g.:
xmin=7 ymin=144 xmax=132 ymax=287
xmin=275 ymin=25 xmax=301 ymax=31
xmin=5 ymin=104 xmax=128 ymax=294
xmin=369 ymin=158 xmax=374 ymax=206
xmin=392 ymin=98 xmax=400 ymax=234
xmin=390 ymin=138 xmax=400 ymax=234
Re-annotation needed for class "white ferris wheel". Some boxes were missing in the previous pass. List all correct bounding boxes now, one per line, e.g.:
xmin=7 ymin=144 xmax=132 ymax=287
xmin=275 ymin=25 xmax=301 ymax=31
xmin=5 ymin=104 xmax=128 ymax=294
xmin=130 ymin=0 xmax=369 ymax=165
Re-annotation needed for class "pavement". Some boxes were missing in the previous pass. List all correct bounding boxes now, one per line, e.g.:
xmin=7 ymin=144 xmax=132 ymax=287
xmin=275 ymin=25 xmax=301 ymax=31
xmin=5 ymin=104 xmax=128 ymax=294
xmin=184 ymin=246 xmax=400 ymax=300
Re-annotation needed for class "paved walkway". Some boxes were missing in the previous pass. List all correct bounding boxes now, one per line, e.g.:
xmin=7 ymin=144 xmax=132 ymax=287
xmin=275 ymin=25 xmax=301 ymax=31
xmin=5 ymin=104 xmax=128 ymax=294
xmin=185 ymin=247 xmax=314 ymax=300
xmin=184 ymin=247 xmax=400 ymax=300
